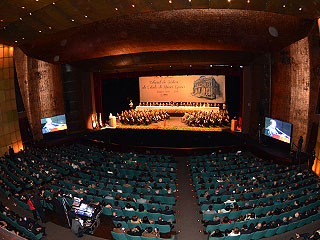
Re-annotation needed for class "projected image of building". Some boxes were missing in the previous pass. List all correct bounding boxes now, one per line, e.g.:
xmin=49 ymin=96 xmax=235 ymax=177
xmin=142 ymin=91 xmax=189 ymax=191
xmin=192 ymin=76 xmax=220 ymax=100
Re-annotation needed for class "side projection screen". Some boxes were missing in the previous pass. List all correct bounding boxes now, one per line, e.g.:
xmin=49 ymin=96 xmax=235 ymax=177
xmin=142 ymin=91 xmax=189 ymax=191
xmin=264 ymin=117 xmax=292 ymax=144
xmin=41 ymin=114 xmax=67 ymax=134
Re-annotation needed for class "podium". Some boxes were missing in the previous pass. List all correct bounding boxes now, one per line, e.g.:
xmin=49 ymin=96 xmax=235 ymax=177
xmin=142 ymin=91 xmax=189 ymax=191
xmin=109 ymin=117 xmax=117 ymax=127
xmin=231 ymin=119 xmax=237 ymax=132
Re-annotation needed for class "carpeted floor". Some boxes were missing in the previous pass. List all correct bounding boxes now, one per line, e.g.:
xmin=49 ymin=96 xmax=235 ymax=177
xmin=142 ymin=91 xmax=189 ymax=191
xmin=175 ymin=156 xmax=207 ymax=240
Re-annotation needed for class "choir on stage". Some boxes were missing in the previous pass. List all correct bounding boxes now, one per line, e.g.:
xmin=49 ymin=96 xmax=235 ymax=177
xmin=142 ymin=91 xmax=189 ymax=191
xmin=182 ymin=110 xmax=230 ymax=127
xmin=139 ymin=101 xmax=224 ymax=108
xmin=118 ymin=109 xmax=170 ymax=125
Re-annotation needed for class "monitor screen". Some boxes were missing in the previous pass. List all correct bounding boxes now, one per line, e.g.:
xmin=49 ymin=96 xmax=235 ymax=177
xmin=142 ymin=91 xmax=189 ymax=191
xmin=41 ymin=114 xmax=67 ymax=134
xmin=264 ymin=117 xmax=292 ymax=144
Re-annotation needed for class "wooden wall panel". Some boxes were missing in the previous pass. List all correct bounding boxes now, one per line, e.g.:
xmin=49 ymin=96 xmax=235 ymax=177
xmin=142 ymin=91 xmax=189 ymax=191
xmin=271 ymin=22 xmax=320 ymax=152
xmin=14 ymin=48 xmax=65 ymax=140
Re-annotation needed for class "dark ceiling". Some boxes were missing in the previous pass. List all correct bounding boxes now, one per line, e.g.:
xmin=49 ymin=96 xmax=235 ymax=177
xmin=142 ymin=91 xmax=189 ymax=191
xmin=1 ymin=0 xmax=318 ymax=73
xmin=1 ymin=0 xmax=319 ymax=46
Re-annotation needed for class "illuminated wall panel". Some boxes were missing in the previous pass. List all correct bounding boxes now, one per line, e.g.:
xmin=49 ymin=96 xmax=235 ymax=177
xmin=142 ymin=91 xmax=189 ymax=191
xmin=0 ymin=44 xmax=23 ymax=155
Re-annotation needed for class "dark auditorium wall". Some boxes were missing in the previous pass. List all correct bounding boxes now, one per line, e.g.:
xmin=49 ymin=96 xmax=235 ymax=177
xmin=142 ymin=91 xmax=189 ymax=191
xmin=271 ymin=23 xmax=320 ymax=152
xmin=61 ymin=65 xmax=93 ymax=134
xmin=242 ymin=55 xmax=271 ymax=137
xmin=101 ymin=77 xmax=140 ymax=117
xmin=14 ymin=48 xmax=65 ymax=141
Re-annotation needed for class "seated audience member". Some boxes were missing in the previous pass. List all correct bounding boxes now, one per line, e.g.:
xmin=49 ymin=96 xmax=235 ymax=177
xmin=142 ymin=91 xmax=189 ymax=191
xmin=229 ymin=227 xmax=241 ymax=236
xmin=295 ymin=230 xmax=320 ymax=240
xmin=113 ymin=222 xmax=126 ymax=234
xmin=221 ymin=216 xmax=231 ymax=224
xmin=204 ymin=215 xmax=220 ymax=227
xmin=155 ymin=216 xmax=173 ymax=229
xmin=203 ymin=205 xmax=216 ymax=214
xmin=163 ymin=206 xmax=174 ymax=215
xmin=124 ymin=203 xmax=135 ymax=211
xmin=210 ymin=229 xmax=224 ymax=238
xmin=131 ymin=216 xmax=142 ymax=223
xmin=127 ymin=226 xmax=143 ymax=236
xmin=289 ymin=212 xmax=301 ymax=223
xmin=219 ymin=205 xmax=231 ymax=213
xmin=142 ymin=227 xmax=160 ymax=238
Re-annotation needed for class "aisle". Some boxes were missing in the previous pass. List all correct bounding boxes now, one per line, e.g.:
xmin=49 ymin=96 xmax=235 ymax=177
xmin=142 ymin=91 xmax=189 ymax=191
xmin=174 ymin=157 xmax=207 ymax=240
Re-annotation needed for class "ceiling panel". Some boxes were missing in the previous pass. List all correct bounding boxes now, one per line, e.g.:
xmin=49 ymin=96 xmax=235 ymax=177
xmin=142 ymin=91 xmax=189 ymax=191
xmin=0 ymin=0 xmax=317 ymax=50
xmin=18 ymin=9 xmax=313 ymax=64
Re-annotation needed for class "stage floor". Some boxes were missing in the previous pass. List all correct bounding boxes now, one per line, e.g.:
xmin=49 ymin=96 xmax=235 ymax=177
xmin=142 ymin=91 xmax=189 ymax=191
xmin=116 ymin=117 xmax=230 ymax=132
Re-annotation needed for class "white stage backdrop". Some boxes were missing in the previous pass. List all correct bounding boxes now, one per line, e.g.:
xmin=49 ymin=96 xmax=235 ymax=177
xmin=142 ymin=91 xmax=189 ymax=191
xmin=139 ymin=75 xmax=226 ymax=103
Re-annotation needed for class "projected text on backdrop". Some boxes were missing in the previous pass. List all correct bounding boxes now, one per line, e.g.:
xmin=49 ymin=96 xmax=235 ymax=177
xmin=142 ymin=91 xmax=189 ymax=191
xmin=139 ymin=75 xmax=226 ymax=103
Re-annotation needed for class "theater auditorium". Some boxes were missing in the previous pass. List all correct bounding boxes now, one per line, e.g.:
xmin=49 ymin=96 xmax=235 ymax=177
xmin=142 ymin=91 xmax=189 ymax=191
xmin=0 ymin=0 xmax=320 ymax=240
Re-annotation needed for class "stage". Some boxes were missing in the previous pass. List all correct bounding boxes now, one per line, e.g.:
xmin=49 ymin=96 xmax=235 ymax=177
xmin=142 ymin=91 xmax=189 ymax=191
xmin=116 ymin=117 xmax=230 ymax=132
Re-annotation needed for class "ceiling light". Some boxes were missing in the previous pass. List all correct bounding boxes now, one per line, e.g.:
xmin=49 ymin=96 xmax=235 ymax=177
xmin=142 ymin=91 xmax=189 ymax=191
xmin=84 ymin=15 xmax=88 ymax=18
xmin=48 ymin=26 xmax=52 ymax=29
xmin=52 ymin=2 xmax=55 ymax=5
xmin=15 ymin=40 xmax=18 ymax=43
xmin=169 ymin=0 xmax=172 ymax=3
xmin=190 ymin=64 xmax=192 ymax=67
xmin=0 ymin=19 xmax=3 ymax=22
xmin=283 ymin=4 xmax=286 ymax=8
xmin=19 ymin=17 xmax=23 ymax=20
xmin=29 ymin=13 xmax=32 ymax=15
xmin=210 ymin=65 xmax=213 ymax=67
xmin=189 ymin=0 xmax=191 ymax=2
xmin=38 ymin=30 xmax=42 ymax=33
xmin=22 ymin=37 xmax=25 ymax=40
xmin=115 ymin=7 xmax=118 ymax=10
xmin=132 ymin=4 xmax=135 ymax=7
xmin=71 ymin=19 xmax=75 ymax=22
xmin=227 ymin=0 xmax=231 ymax=2
xmin=21 ymin=6 xmax=25 ymax=9
xmin=299 ymin=7 xmax=302 ymax=11
xmin=36 ymin=0 xmax=39 ymax=1
xmin=247 ymin=0 xmax=250 ymax=3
